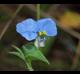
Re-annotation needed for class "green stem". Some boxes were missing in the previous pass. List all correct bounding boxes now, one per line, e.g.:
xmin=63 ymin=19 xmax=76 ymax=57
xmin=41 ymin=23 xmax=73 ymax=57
xmin=37 ymin=4 xmax=40 ymax=20
xmin=25 ymin=59 xmax=34 ymax=71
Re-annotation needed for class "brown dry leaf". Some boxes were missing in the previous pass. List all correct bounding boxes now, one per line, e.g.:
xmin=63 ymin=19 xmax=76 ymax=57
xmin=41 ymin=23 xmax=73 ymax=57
xmin=59 ymin=11 xmax=80 ymax=29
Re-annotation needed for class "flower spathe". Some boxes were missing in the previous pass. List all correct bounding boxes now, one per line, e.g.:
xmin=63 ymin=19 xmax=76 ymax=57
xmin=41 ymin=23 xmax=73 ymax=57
xmin=16 ymin=18 xmax=57 ymax=41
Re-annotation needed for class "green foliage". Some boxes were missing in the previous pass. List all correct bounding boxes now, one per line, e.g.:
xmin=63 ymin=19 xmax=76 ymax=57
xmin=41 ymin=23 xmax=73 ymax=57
xmin=9 ymin=43 xmax=49 ymax=71
xmin=9 ymin=45 xmax=25 ymax=61
xmin=22 ymin=43 xmax=49 ymax=64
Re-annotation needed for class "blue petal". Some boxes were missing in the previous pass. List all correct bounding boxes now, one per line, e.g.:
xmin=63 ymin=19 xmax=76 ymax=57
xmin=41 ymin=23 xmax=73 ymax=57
xmin=16 ymin=18 xmax=38 ymax=33
xmin=20 ymin=31 xmax=37 ymax=41
xmin=37 ymin=18 xmax=57 ymax=36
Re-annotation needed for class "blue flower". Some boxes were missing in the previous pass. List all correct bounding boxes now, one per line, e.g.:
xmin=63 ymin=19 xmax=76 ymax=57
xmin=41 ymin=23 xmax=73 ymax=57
xmin=16 ymin=18 xmax=57 ymax=41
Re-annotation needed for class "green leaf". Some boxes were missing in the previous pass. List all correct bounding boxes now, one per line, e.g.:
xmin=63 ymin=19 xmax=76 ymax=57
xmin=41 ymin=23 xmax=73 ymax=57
xmin=9 ymin=45 xmax=34 ymax=71
xmin=9 ymin=52 xmax=25 ymax=61
xmin=22 ymin=43 xmax=50 ymax=64
xmin=12 ymin=45 xmax=25 ymax=57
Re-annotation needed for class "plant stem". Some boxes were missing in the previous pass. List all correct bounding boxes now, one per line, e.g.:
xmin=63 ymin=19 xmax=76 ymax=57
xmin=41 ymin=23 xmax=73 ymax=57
xmin=37 ymin=4 xmax=40 ymax=20
xmin=25 ymin=59 xmax=34 ymax=71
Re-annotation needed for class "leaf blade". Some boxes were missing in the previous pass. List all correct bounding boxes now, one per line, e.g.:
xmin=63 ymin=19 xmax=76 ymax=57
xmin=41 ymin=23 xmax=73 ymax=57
xmin=22 ymin=43 xmax=50 ymax=64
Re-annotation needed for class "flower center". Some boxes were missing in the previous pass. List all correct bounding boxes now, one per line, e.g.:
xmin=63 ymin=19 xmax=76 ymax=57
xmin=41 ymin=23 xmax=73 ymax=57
xmin=35 ymin=31 xmax=47 ymax=48
xmin=38 ymin=31 xmax=46 ymax=36
xmin=34 ymin=37 xmax=46 ymax=48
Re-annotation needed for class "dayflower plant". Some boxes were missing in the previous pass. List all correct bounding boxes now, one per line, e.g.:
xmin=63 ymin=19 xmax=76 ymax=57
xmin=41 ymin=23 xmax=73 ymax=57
xmin=10 ymin=4 xmax=57 ymax=71
xmin=16 ymin=18 xmax=57 ymax=47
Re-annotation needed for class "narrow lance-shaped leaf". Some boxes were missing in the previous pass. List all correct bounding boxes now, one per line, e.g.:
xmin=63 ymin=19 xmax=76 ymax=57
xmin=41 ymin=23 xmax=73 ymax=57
xmin=12 ymin=45 xmax=25 ymax=57
xmin=9 ymin=52 xmax=25 ymax=61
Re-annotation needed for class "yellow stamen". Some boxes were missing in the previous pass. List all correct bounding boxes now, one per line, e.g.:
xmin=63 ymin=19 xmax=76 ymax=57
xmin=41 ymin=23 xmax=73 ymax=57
xmin=38 ymin=31 xmax=47 ymax=36
xmin=43 ymin=31 xmax=46 ymax=35
xmin=38 ymin=32 xmax=42 ymax=36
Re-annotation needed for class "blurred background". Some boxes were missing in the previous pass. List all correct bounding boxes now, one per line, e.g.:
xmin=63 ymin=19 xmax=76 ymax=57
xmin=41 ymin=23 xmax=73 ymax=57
xmin=0 ymin=4 xmax=80 ymax=71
